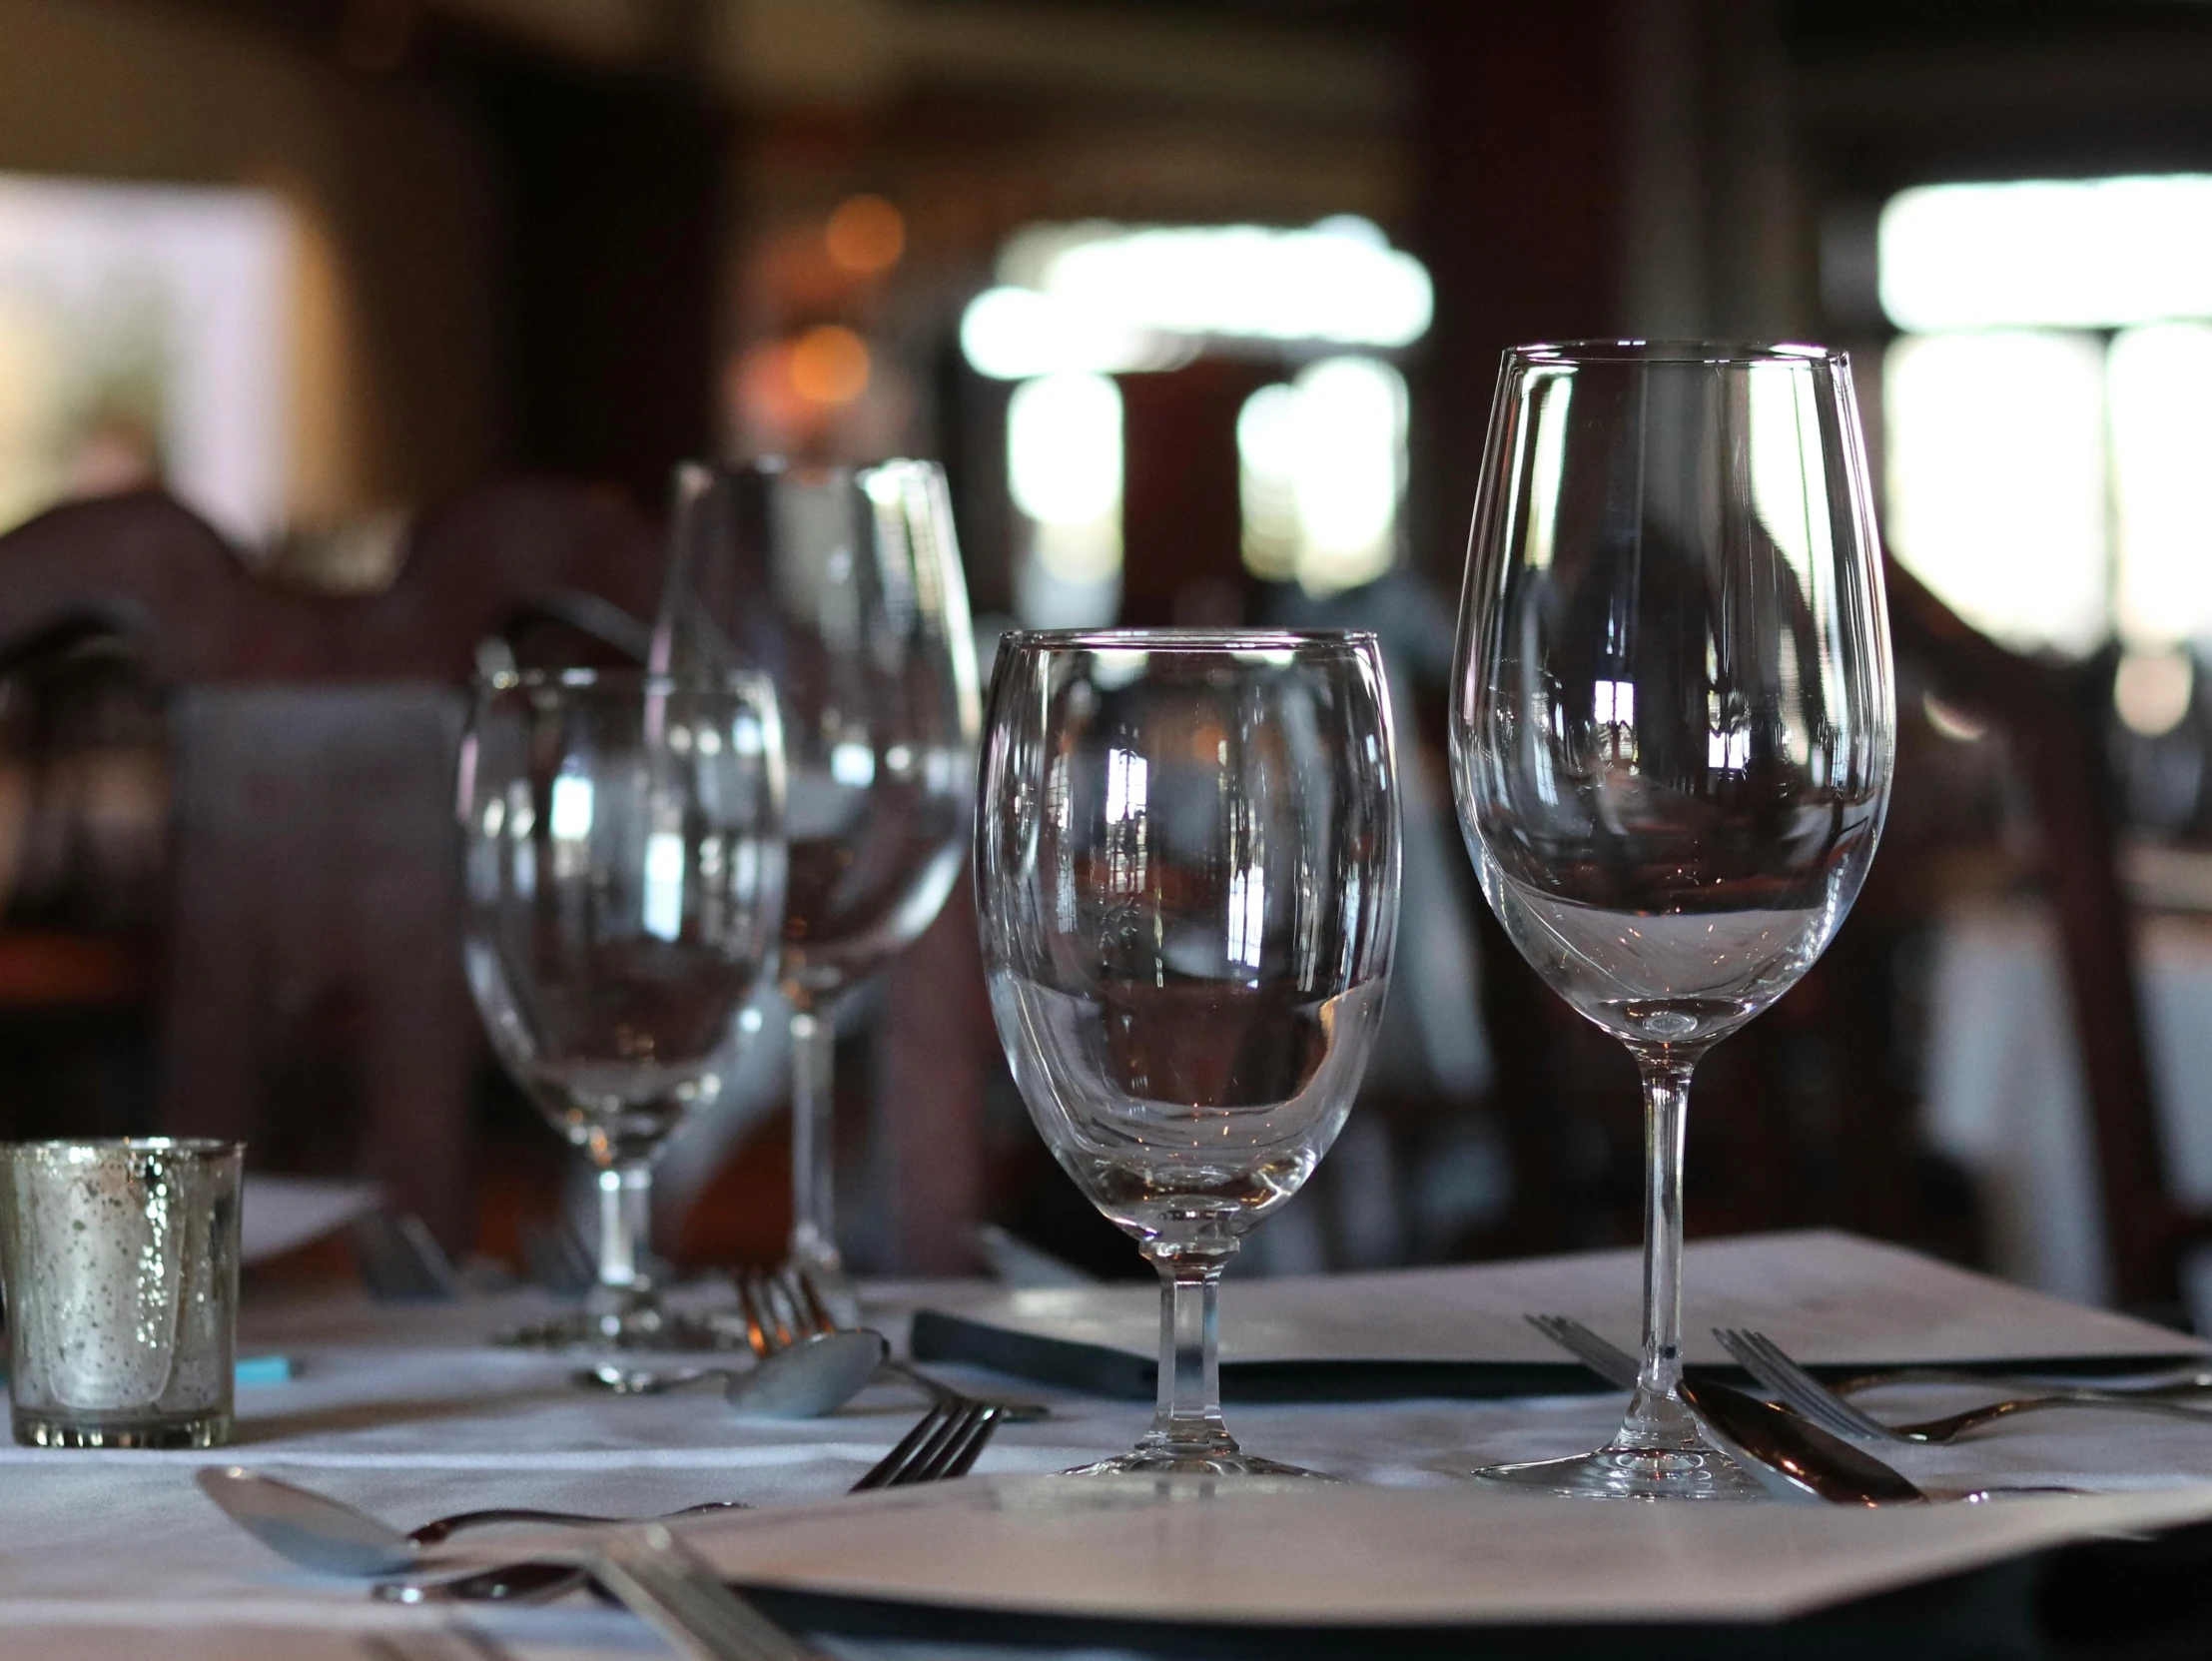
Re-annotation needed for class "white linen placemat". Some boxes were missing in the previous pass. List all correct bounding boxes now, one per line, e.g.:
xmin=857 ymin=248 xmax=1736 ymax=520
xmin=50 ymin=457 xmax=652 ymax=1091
xmin=923 ymin=1230 xmax=2208 ymax=1370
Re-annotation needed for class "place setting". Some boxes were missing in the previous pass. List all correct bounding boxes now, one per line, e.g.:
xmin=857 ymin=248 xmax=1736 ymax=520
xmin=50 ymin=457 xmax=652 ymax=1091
xmin=12 ymin=345 xmax=2212 ymax=1661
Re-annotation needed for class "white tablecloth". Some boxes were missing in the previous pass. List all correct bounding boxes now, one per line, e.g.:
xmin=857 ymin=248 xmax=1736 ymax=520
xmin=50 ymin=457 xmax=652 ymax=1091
xmin=7 ymin=1277 xmax=2212 ymax=1658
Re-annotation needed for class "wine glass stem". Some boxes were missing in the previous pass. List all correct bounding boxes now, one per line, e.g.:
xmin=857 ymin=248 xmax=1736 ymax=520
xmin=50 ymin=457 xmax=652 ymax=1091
xmin=788 ymin=1004 xmax=842 ymax=1273
xmin=1626 ymin=1051 xmax=1697 ymax=1437
xmin=1144 ymin=1246 xmax=1237 ymax=1457
xmin=595 ymin=1160 xmax=654 ymax=1293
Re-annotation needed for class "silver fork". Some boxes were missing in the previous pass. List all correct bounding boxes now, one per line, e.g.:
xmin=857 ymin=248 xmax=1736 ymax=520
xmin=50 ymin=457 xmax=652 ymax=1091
xmin=382 ymin=1397 xmax=1002 ymax=1605
xmin=1716 ymin=1326 xmax=2212 ymax=1445
xmin=734 ymin=1266 xmax=1050 ymax=1422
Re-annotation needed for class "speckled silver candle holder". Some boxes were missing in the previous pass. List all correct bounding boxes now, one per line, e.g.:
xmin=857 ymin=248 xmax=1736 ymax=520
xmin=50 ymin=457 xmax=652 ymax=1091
xmin=0 ymin=1139 xmax=242 ymax=1448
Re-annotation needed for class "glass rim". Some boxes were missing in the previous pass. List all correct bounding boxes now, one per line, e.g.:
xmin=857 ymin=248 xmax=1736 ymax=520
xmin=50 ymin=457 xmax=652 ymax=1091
xmin=0 ymin=1137 xmax=243 ymax=1161
xmin=475 ymin=667 xmax=772 ymax=698
xmin=1506 ymin=339 xmax=1846 ymax=367
xmin=998 ymin=627 xmax=1380 ymax=654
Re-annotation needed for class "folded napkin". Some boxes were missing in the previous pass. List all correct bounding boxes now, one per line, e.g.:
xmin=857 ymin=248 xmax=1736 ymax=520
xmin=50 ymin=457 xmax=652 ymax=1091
xmin=240 ymin=1175 xmax=382 ymax=1266
xmin=913 ymin=1230 xmax=2208 ymax=1399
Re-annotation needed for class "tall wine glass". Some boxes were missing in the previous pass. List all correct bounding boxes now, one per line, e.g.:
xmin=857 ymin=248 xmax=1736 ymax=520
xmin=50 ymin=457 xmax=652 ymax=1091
xmin=460 ymin=669 xmax=787 ymax=1346
xmin=652 ymin=460 xmax=981 ymax=1286
xmin=978 ymin=631 xmax=1400 ymax=1475
xmin=1450 ymin=342 xmax=1894 ymax=1499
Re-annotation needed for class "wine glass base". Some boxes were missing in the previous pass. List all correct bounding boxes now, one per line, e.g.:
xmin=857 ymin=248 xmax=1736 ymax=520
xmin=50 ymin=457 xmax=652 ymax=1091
xmin=1064 ymin=1449 xmax=1335 ymax=1479
xmin=1471 ymin=1441 xmax=1766 ymax=1501
xmin=496 ymin=1307 xmax=749 ymax=1354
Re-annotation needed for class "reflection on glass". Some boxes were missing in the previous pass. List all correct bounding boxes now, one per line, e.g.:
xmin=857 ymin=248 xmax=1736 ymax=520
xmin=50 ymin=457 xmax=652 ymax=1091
xmin=461 ymin=670 xmax=787 ymax=1347
xmin=979 ymin=630 xmax=1400 ymax=1475
xmin=1451 ymin=343 xmax=1894 ymax=1499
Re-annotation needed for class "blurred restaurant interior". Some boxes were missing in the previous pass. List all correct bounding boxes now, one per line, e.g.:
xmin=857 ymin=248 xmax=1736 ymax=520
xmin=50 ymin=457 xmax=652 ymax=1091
xmin=11 ymin=0 xmax=2212 ymax=1324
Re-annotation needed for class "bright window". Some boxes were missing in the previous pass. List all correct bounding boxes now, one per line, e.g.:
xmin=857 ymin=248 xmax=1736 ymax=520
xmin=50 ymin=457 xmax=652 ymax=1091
xmin=1879 ymin=175 xmax=2212 ymax=657
xmin=0 ymin=174 xmax=293 ymax=544
xmin=1237 ymin=356 xmax=1406 ymax=596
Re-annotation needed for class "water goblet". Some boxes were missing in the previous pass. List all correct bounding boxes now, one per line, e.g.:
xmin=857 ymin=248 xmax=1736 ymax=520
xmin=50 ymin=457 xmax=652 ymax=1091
xmin=652 ymin=459 xmax=981 ymax=1288
xmin=977 ymin=630 xmax=1400 ymax=1475
xmin=1450 ymin=342 xmax=1895 ymax=1498
xmin=460 ymin=668 xmax=786 ymax=1347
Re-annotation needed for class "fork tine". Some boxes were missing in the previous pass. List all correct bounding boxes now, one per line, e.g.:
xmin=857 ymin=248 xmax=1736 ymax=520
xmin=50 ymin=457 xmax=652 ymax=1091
xmin=754 ymin=1270 xmax=799 ymax=1350
xmin=1524 ymin=1312 xmax=1639 ymax=1390
xmin=1716 ymin=1328 xmax=1898 ymax=1443
xmin=1743 ymin=1329 xmax=1899 ymax=1442
xmin=1714 ymin=1327 xmax=1864 ymax=1440
xmin=733 ymin=1274 xmax=774 ymax=1357
xmin=937 ymin=1404 xmax=1002 ymax=1479
xmin=849 ymin=1402 xmax=958 ymax=1492
xmin=893 ymin=1403 xmax=992 ymax=1487
xmin=788 ymin=1267 xmax=840 ymax=1338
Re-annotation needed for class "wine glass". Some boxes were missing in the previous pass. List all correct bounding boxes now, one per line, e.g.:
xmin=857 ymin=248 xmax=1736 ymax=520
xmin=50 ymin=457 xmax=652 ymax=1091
xmin=977 ymin=630 xmax=1400 ymax=1475
xmin=460 ymin=669 xmax=787 ymax=1346
xmin=1450 ymin=342 xmax=1894 ymax=1498
xmin=652 ymin=460 xmax=981 ymax=1288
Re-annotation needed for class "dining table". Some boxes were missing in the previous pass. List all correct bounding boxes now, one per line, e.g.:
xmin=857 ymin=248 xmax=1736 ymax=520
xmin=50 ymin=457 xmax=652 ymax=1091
xmin=12 ymin=1257 xmax=2212 ymax=1661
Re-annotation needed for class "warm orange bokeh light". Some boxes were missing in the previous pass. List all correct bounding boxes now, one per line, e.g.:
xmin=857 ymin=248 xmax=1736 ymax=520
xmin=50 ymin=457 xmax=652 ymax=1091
xmin=825 ymin=194 xmax=905 ymax=276
xmin=788 ymin=325 xmax=871 ymax=405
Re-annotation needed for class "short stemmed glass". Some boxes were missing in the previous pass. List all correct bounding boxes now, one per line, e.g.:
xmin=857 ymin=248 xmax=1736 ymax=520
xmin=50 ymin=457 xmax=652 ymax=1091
xmin=978 ymin=631 xmax=1400 ymax=1475
xmin=460 ymin=669 xmax=787 ymax=1347
xmin=653 ymin=460 xmax=981 ymax=1288
xmin=1450 ymin=342 xmax=1894 ymax=1498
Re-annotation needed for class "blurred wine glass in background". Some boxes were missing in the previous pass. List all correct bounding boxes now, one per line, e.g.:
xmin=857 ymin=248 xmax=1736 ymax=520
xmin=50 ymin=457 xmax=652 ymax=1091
xmin=652 ymin=460 xmax=981 ymax=1288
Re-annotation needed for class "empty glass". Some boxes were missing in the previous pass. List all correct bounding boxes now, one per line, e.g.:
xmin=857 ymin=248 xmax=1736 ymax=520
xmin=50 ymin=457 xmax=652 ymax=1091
xmin=652 ymin=460 xmax=981 ymax=1285
xmin=978 ymin=631 xmax=1400 ymax=1474
xmin=1450 ymin=342 xmax=1894 ymax=1498
xmin=0 ymin=1138 xmax=242 ymax=1447
xmin=461 ymin=669 xmax=786 ymax=1346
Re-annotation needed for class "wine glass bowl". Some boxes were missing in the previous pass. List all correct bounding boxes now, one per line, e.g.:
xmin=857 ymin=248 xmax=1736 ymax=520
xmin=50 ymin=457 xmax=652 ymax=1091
xmin=460 ymin=669 xmax=787 ymax=1346
xmin=979 ymin=630 xmax=1400 ymax=1474
xmin=654 ymin=459 xmax=981 ymax=1280
xmin=1451 ymin=342 xmax=1894 ymax=1498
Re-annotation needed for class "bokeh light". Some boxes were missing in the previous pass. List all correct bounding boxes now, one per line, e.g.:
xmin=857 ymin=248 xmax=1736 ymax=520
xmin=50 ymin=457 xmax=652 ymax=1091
xmin=788 ymin=325 xmax=871 ymax=406
xmin=825 ymin=194 xmax=905 ymax=277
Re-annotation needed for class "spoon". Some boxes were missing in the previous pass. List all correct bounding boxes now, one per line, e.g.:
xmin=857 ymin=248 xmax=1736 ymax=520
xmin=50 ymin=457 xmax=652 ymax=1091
xmin=575 ymin=1329 xmax=886 ymax=1415
xmin=198 ymin=1467 xmax=433 ymax=1576
xmin=194 ymin=1467 xmax=735 ymax=1602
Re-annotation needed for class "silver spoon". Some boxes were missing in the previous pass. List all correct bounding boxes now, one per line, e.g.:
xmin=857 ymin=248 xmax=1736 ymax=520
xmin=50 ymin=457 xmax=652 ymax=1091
xmin=198 ymin=1467 xmax=534 ymax=1576
xmin=575 ymin=1329 xmax=886 ymax=1415
xmin=196 ymin=1468 xmax=743 ymax=1604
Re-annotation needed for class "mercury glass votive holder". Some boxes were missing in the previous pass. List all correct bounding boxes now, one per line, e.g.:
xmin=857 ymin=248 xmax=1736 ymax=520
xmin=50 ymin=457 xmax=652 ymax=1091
xmin=0 ymin=1138 xmax=243 ymax=1448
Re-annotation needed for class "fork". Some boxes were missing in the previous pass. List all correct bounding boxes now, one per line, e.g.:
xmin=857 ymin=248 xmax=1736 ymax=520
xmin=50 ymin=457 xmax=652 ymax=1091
xmin=1716 ymin=1326 xmax=2212 ymax=1445
xmin=1524 ymin=1312 xmax=1925 ymax=1503
xmin=580 ymin=1409 xmax=1002 ymax=1658
xmin=381 ymin=1397 xmax=1002 ymax=1605
xmin=350 ymin=1212 xmax=461 ymax=1302
xmin=733 ymin=1266 xmax=1050 ymax=1422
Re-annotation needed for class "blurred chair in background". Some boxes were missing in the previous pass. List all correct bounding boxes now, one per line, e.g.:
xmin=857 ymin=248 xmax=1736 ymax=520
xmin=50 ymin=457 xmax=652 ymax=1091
xmin=0 ymin=484 xmax=661 ymax=1249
